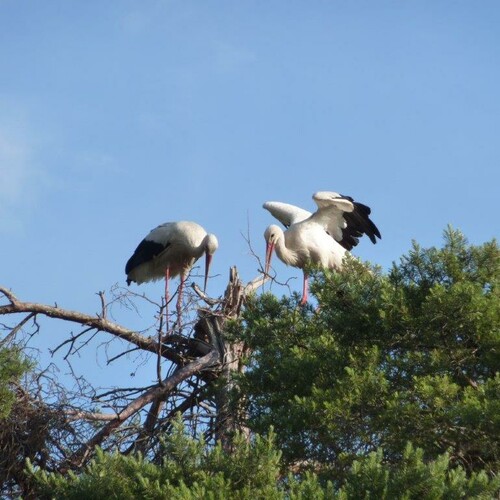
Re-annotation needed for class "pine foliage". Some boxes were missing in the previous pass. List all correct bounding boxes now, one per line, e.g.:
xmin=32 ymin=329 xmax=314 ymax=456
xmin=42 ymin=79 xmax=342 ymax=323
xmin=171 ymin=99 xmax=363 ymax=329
xmin=0 ymin=346 xmax=29 ymax=419
xmin=240 ymin=228 xmax=499 ymax=482
xmin=29 ymin=426 xmax=499 ymax=499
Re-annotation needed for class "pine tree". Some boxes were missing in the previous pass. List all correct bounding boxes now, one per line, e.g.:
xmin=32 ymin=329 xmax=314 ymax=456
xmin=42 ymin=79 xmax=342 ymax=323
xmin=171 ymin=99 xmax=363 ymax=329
xmin=0 ymin=345 xmax=32 ymax=495
xmin=29 ymin=421 xmax=499 ymax=499
xmin=239 ymin=228 xmax=499 ymax=482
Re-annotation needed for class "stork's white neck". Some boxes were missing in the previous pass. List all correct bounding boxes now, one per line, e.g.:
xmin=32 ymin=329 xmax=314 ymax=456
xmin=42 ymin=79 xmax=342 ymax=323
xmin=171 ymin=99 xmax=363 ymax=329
xmin=274 ymin=230 xmax=302 ymax=268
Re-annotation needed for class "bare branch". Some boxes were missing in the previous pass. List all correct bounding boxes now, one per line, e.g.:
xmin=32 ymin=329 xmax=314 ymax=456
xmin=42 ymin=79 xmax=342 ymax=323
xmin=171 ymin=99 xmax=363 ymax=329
xmin=0 ymin=286 xmax=19 ymax=305
xmin=106 ymin=346 xmax=142 ymax=365
xmin=97 ymin=291 xmax=107 ymax=320
xmin=1 ymin=265 xmax=260 ymax=481
xmin=0 ymin=291 xmax=183 ymax=363
xmin=245 ymin=274 xmax=270 ymax=294
xmin=50 ymin=327 xmax=94 ymax=358
xmin=66 ymin=348 xmax=220 ymax=467
xmin=0 ymin=312 xmax=36 ymax=346
xmin=64 ymin=409 xmax=119 ymax=422
xmin=191 ymin=283 xmax=221 ymax=306
xmin=125 ymin=397 xmax=165 ymax=456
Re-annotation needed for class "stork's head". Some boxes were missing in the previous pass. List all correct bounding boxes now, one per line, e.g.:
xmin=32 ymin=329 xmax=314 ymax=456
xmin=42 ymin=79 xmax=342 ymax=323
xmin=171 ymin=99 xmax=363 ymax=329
xmin=203 ymin=234 xmax=219 ymax=291
xmin=264 ymin=224 xmax=282 ymax=275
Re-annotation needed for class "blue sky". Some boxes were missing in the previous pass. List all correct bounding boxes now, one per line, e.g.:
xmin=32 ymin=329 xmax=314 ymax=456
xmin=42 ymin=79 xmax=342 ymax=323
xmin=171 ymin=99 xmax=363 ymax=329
xmin=1 ymin=2 xmax=499 ymax=385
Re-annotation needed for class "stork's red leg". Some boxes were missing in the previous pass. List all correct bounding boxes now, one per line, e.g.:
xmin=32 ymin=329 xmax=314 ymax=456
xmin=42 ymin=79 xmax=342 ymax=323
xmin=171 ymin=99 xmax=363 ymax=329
xmin=176 ymin=274 xmax=185 ymax=328
xmin=164 ymin=267 xmax=170 ymax=334
xmin=300 ymin=272 xmax=309 ymax=306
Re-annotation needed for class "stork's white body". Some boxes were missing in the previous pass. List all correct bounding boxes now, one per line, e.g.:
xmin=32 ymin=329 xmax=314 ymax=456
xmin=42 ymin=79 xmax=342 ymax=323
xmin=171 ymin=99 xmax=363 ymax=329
xmin=125 ymin=220 xmax=218 ymax=330
xmin=126 ymin=221 xmax=217 ymax=286
xmin=277 ymin=220 xmax=346 ymax=270
xmin=263 ymin=191 xmax=381 ymax=304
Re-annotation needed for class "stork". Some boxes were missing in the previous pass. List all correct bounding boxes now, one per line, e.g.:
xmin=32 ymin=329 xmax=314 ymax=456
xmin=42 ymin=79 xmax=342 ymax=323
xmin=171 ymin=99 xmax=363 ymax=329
xmin=263 ymin=191 xmax=381 ymax=305
xmin=125 ymin=221 xmax=218 ymax=330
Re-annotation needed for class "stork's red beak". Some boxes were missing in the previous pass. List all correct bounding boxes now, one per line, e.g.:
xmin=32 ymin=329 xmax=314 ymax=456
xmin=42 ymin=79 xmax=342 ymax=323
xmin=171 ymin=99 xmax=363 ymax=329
xmin=204 ymin=252 xmax=213 ymax=292
xmin=265 ymin=241 xmax=275 ymax=275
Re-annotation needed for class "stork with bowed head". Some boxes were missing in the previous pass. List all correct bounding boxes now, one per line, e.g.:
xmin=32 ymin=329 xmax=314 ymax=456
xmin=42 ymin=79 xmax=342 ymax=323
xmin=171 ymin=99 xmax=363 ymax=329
xmin=263 ymin=191 xmax=381 ymax=305
xmin=125 ymin=221 xmax=218 ymax=330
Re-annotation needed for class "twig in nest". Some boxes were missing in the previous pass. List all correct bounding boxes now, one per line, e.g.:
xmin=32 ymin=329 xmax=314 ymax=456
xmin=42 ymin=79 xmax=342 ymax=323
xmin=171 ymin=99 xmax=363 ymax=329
xmin=191 ymin=283 xmax=221 ymax=306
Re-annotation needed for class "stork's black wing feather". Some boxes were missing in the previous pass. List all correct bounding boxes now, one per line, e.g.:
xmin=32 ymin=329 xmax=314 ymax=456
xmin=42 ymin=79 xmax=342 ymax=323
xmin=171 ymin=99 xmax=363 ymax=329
xmin=338 ymin=197 xmax=381 ymax=251
xmin=125 ymin=239 xmax=170 ymax=278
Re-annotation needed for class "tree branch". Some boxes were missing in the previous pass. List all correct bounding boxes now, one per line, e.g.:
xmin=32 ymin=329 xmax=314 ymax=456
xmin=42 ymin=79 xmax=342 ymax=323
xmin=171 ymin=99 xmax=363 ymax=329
xmin=0 ymin=286 xmax=18 ymax=304
xmin=65 ymin=348 xmax=220 ymax=468
xmin=0 ymin=287 xmax=182 ymax=364
xmin=0 ymin=312 xmax=36 ymax=346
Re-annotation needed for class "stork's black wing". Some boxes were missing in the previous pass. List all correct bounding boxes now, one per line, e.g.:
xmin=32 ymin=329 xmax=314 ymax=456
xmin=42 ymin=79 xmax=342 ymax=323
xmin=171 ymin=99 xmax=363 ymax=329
xmin=338 ymin=196 xmax=381 ymax=251
xmin=125 ymin=238 xmax=170 ymax=284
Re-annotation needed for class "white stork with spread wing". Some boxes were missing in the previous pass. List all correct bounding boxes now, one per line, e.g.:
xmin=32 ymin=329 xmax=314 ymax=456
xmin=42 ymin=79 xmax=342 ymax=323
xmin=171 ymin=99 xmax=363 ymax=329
xmin=263 ymin=191 xmax=381 ymax=304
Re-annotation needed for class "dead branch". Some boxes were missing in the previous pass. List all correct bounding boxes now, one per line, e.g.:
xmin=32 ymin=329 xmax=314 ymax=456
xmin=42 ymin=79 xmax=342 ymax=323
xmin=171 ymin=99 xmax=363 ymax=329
xmin=0 ymin=287 xmax=17 ymax=304
xmin=0 ymin=265 xmax=269 ymax=480
xmin=106 ymin=346 xmax=142 ymax=365
xmin=97 ymin=291 xmax=107 ymax=319
xmin=128 ymin=397 xmax=165 ymax=455
xmin=245 ymin=273 xmax=270 ymax=294
xmin=191 ymin=283 xmax=222 ymax=306
xmin=0 ymin=286 xmax=181 ymax=364
xmin=66 ymin=347 xmax=220 ymax=468
xmin=0 ymin=312 xmax=36 ymax=346
xmin=64 ymin=410 xmax=120 ymax=422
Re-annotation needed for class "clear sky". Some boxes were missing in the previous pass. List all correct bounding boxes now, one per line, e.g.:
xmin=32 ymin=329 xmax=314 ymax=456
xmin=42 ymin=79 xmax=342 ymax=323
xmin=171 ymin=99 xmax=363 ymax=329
xmin=1 ymin=2 xmax=499 ymax=384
